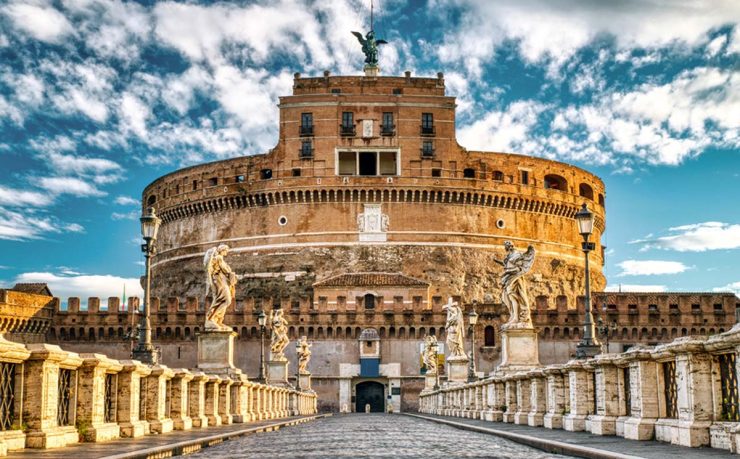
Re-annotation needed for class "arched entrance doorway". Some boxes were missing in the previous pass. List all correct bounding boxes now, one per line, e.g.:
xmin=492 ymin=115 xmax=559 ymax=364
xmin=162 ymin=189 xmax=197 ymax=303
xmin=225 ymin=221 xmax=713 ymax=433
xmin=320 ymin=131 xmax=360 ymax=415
xmin=355 ymin=381 xmax=385 ymax=413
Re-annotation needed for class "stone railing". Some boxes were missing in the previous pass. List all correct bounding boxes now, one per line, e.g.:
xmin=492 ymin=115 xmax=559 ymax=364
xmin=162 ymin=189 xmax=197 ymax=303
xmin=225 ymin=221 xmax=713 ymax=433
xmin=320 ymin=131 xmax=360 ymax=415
xmin=0 ymin=336 xmax=317 ymax=456
xmin=419 ymin=324 xmax=740 ymax=454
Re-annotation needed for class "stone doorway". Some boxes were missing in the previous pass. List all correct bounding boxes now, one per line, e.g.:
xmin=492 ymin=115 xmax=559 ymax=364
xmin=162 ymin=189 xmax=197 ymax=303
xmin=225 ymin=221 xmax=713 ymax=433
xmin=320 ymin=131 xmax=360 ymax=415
xmin=355 ymin=381 xmax=385 ymax=412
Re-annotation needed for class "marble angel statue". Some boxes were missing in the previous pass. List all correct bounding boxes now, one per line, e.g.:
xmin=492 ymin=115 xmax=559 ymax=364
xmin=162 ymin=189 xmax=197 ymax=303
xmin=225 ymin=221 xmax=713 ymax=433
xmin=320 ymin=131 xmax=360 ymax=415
xmin=422 ymin=334 xmax=438 ymax=374
xmin=443 ymin=298 xmax=467 ymax=359
xmin=269 ymin=308 xmax=290 ymax=361
xmin=495 ymin=241 xmax=536 ymax=328
xmin=297 ymin=335 xmax=312 ymax=375
xmin=204 ymin=244 xmax=237 ymax=331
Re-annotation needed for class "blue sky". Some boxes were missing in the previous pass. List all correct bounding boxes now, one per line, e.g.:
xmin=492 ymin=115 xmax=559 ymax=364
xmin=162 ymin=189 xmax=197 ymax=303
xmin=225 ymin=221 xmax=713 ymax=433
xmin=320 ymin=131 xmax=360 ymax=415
xmin=0 ymin=0 xmax=738 ymax=301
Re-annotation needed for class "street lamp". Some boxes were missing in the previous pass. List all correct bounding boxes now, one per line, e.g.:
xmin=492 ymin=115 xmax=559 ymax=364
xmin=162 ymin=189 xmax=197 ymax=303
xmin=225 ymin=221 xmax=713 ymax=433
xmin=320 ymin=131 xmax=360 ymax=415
xmin=258 ymin=310 xmax=267 ymax=382
xmin=467 ymin=305 xmax=479 ymax=382
xmin=132 ymin=207 xmax=161 ymax=365
xmin=574 ymin=203 xmax=600 ymax=359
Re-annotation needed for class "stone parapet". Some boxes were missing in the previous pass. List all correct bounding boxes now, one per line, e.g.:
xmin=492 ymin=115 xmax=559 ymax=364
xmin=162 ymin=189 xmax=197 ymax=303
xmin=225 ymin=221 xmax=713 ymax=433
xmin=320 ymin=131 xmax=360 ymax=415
xmin=76 ymin=353 xmax=124 ymax=442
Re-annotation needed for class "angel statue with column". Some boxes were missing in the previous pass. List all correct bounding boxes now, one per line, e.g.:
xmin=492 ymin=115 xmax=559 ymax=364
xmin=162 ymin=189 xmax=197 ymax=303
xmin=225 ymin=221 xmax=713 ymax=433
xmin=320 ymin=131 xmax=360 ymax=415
xmin=204 ymin=244 xmax=237 ymax=331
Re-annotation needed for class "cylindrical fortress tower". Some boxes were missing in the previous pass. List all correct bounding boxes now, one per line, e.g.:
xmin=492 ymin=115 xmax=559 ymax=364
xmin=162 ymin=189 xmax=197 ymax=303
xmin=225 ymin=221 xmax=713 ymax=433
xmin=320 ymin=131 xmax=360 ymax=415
xmin=143 ymin=71 xmax=606 ymax=307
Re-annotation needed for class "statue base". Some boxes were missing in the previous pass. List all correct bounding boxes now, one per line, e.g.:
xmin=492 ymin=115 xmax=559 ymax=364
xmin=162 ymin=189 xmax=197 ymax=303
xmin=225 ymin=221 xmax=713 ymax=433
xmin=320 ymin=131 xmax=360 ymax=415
xmin=298 ymin=373 xmax=312 ymax=391
xmin=424 ymin=372 xmax=438 ymax=391
xmin=446 ymin=356 xmax=469 ymax=385
xmin=364 ymin=65 xmax=379 ymax=77
xmin=197 ymin=330 xmax=237 ymax=371
xmin=495 ymin=325 xmax=540 ymax=376
xmin=268 ymin=359 xmax=289 ymax=386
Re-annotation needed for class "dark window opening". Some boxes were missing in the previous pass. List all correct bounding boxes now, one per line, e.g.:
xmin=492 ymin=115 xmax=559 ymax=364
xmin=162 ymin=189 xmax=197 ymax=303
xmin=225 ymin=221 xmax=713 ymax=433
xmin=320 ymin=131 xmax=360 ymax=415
xmin=359 ymin=152 xmax=377 ymax=176
xmin=381 ymin=112 xmax=394 ymax=135
xmin=422 ymin=141 xmax=434 ymax=157
xmin=260 ymin=169 xmax=273 ymax=180
xmin=392 ymin=88 xmax=402 ymax=95
xmin=364 ymin=294 xmax=375 ymax=310
xmin=147 ymin=195 xmax=156 ymax=206
xmin=192 ymin=180 xmax=198 ymax=190
xmin=421 ymin=113 xmax=434 ymax=135
xmin=300 ymin=140 xmax=313 ymax=158
xmin=484 ymin=325 xmax=495 ymax=346
xmin=669 ymin=304 xmax=679 ymax=314
xmin=300 ymin=113 xmax=313 ymax=136
xmin=463 ymin=168 xmax=475 ymax=179
xmin=431 ymin=168 xmax=441 ymax=177
xmin=691 ymin=304 xmax=701 ymax=314
xmin=544 ymin=174 xmax=568 ymax=191
xmin=492 ymin=170 xmax=504 ymax=181
xmin=331 ymin=88 xmax=341 ymax=94
xmin=341 ymin=112 xmax=355 ymax=136
xmin=235 ymin=175 xmax=245 ymax=183
xmin=292 ymin=168 xmax=301 ymax=177
xmin=579 ymin=183 xmax=594 ymax=200
xmin=521 ymin=170 xmax=529 ymax=185
xmin=208 ymin=177 xmax=218 ymax=187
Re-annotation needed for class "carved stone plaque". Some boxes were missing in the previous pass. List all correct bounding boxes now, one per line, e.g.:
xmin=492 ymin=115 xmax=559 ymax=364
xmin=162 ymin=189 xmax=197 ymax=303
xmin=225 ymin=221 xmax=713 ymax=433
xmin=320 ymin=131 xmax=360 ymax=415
xmin=357 ymin=203 xmax=388 ymax=242
xmin=362 ymin=119 xmax=373 ymax=138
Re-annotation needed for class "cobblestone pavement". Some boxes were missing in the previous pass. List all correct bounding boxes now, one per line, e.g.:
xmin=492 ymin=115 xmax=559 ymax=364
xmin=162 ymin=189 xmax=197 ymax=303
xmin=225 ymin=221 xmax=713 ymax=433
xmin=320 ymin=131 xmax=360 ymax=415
xmin=192 ymin=413 xmax=572 ymax=458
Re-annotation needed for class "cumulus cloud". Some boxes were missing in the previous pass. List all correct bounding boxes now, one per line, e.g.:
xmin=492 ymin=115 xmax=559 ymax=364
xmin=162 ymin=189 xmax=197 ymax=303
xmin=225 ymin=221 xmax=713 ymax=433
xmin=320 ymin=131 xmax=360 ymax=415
xmin=604 ymin=284 xmax=668 ymax=293
xmin=13 ymin=271 xmax=143 ymax=303
xmin=39 ymin=177 xmax=106 ymax=197
xmin=632 ymin=222 xmax=740 ymax=252
xmin=0 ymin=185 xmax=54 ymax=207
xmin=457 ymin=100 xmax=547 ymax=152
xmin=713 ymin=281 xmax=740 ymax=295
xmin=2 ymin=3 xmax=74 ymax=44
xmin=115 ymin=196 xmax=139 ymax=206
xmin=111 ymin=210 xmax=138 ymax=221
xmin=617 ymin=260 xmax=690 ymax=276
xmin=0 ymin=207 xmax=83 ymax=241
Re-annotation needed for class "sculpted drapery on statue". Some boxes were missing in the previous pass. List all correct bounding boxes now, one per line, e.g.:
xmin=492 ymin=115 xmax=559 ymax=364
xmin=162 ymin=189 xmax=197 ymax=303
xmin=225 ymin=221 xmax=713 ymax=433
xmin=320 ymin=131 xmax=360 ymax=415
xmin=297 ymin=335 xmax=312 ymax=375
xmin=422 ymin=335 xmax=438 ymax=374
xmin=204 ymin=244 xmax=237 ymax=331
xmin=443 ymin=298 xmax=467 ymax=359
xmin=269 ymin=308 xmax=290 ymax=361
xmin=496 ymin=241 xmax=536 ymax=328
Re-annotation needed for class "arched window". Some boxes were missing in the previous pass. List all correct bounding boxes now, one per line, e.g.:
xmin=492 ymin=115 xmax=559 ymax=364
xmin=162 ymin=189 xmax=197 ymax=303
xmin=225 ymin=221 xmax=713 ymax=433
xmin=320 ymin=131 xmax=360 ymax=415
xmin=578 ymin=183 xmax=594 ymax=200
xmin=484 ymin=326 xmax=495 ymax=346
xmin=364 ymin=293 xmax=375 ymax=310
xmin=598 ymin=194 xmax=605 ymax=207
xmin=147 ymin=195 xmax=156 ymax=206
xmin=544 ymin=174 xmax=568 ymax=192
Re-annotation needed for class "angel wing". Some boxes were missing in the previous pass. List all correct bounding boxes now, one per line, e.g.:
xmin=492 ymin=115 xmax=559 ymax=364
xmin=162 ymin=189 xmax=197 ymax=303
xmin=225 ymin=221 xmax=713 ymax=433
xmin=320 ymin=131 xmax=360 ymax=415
xmin=520 ymin=245 xmax=536 ymax=274
xmin=351 ymin=31 xmax=365 ymax=45
xmin=203 ymin=247 xmax=217 ymax=297
xmin=376 ymin=39 xmax=388 ymax=45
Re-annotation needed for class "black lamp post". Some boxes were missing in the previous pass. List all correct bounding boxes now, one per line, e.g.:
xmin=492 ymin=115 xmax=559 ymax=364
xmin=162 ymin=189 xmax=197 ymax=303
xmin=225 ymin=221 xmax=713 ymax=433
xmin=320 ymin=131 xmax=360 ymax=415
xmin=467 ymin=306 xmax=479 ymax=382
xmin=258 ymin=310 xmax=267 ymax=382
xmin=132 ymin=207 xmax=161 ymax=365
xmin=574 ymin=203 xmax=601 ymax=359
xmin=597 ymin=305 xmax=618 ymax=353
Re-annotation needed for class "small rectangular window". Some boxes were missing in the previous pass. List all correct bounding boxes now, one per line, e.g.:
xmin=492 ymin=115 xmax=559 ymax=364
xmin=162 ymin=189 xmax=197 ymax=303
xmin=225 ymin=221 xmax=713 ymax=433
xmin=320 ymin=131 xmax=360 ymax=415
xmin=379 ymin=151 xmax=397 ymax=175
xmin=300 ymin=140 xmax=313 ymax=158
xmin=392 ymin=88 xmax=402 ymax=95
xmin=431 ymin=168 xmax=441 ymax=177
xmin=235 ymin=175 xmax=245 ymax=183
xmin=338 ymin=151 xmax=357 ymax=175
xmin=192 ymin=180 xmax=198 ymax=190
xmin=422 ymin=140 xmax=434 ymax=157
xmin=292 ymin=168 xmax=301 ymax=177
xmin=492 ymin=171 xmax=504 ymax=181
xmin=208 ymin=177 xmax=218 ymax=187
xmin=331 ymin=88 xmax=341 ymax=94
xmin=463 ymin=168 xmax=475 ymax=178
xmin=382 ymin=112 xmax=394 ymax=135
xmin=421 ymin=113 xmax=434 ymax=135
xmin=521 ymin=170 xmax=529 ymax=185
xmin=260 ymin=169 xmax=272 ymax=180
xmin=342 ymin=112 xmax=353 ymax=126
xmin=300 ymin=113 xmax=313 ymax=136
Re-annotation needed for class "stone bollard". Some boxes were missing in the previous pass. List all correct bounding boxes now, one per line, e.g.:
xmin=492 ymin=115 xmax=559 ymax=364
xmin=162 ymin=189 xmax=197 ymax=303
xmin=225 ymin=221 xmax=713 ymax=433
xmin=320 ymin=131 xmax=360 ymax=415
xmin=217 ymin=377 xmax=233 ymax=425
xmin=528 ymin=370 xmax=547 ymax=427
xmin=514 ymin=375 xmax=532 ymax=425
xmin=590 ymin=355 xmax=621 ymax=436
xmin=563 ymin=361 xmax=593 ymax=432
xmin=144 ymin=365 xmax=175 ymax=434
xmin=23 ymin=344 xmax=83 ymax=449
xmin=622 ymin=348 xmax=660 ymax=440
xmin=543 ymin=365 xmax=567 ymax=429
xmin=0 ymin=336 xmax=31 ymax=452
xmin=76 ymin=353 xmax=123 ymax=442
xmin=188 ymin=370 xmax=209 ymax=428
xmin=365 ymin=403 xmax=370 ymax=413
xmin=231 ymin=377 xmax=249 ymax=423
xmin=170 ymin=369 xmax=193 ymax=430
xmin=204 ymin=375 xmax=223 ymax=426
xmin=116 ymin=360 xmax=151 ymax=438
xmin=243 ymin=381 xmax=255 ymax=422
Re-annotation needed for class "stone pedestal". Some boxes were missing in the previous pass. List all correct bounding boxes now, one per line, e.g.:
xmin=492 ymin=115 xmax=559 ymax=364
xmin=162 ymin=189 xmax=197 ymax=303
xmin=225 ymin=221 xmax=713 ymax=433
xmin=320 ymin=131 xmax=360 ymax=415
xmin=197 ymin=331 xmax=237 ymax=371
xmin=423 ymin=372 xmax=438 ymax=391
xmin=446 ymin=356 xmax=469 ymax=385
xmin=496 ymin=326 xmax=540 ymax=375
xmin=116 ymin=360 xmax=151 ymax=438
xmin=76 ymin=353 xmax=123 ymax=442
xmin=364 ymin=65 xmax=379 ymax=77
xmin=298 ymin=373 xmax=312 ymax=391
xmin=268 ymin=359 xmax=289 ymax=386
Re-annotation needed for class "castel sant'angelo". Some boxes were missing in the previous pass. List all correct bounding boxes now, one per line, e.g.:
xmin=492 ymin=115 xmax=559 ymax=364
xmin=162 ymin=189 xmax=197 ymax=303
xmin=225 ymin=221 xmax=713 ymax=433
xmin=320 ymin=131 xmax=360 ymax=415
xmin=11 ymin=32 xmax=735 ymax=413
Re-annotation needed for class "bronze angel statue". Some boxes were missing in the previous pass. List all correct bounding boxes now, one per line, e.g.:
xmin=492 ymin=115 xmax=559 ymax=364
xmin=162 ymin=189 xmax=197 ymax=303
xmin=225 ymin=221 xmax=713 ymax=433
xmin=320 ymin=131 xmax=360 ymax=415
xmin=204 ymin=244 xmax=237 ymax=331
xmin=351 ymin=30 xmax=387 ymax=66
xmin=495 ymin=241 xmax=536 ymax=328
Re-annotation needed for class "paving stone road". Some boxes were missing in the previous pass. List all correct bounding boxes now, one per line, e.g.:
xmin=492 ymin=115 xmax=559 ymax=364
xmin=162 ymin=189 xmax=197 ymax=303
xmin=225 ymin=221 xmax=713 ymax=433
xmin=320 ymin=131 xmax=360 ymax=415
xmin=192 ymin=413 xmax=572 ymax=458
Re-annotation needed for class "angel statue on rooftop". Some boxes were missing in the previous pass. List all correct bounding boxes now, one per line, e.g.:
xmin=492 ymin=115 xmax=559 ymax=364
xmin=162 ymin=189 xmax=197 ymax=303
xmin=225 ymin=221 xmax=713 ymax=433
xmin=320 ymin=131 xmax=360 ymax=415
xmin=204 ymin=244 xmax=237 ymax=332
xmin=494 ymin=241 xmax=536 ymax=328
xmin=351 ymin=29 xmax=387 ymax=66
xmin=443 ymin=297 xmax=467 ymax=359
xmin=270 ymin=307 xmax=290 ymax=361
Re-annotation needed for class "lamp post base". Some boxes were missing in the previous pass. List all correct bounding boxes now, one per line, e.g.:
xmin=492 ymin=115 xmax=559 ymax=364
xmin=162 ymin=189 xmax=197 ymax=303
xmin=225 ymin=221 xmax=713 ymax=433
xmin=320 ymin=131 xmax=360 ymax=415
xmin=575 ymin=342 xmax=601 ymax=359
xmin=132 ymin=345 xmax=160 ymax=365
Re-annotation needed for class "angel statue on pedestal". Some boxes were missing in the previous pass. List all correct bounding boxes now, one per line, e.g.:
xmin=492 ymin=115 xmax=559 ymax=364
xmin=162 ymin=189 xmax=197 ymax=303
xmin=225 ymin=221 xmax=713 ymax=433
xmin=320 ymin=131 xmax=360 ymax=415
xmin=443 ymin=297 xmax=467 ymax=359
xmin=495 ymin=241 xmax=536 ymax=328
xmin=422 ymin=335 xmax=438 ymax=375
xmin=297 ymin=336 xmax=312 ymax=375
xmin=351 ymin=30 xmax=388 ymax=66
xmin=269 ymin=308 xmax=290 ymax=361
xmin=204 ymin=244 xmax=237 ymax=332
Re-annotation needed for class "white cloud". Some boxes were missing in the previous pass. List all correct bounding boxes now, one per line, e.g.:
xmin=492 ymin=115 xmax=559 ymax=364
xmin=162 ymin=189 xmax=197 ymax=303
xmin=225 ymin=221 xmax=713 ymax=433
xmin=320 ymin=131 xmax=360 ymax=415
xmin=0 ymin=207 xmax=83 ymax=241
xmin=706 ymin=35 xmax=728 ymax=57
xmin=617 ymin=259 xmax=690 ymax=276
xmin=115 ymin=196 xmax=139 ymax=206
xmin=111 ymin=210 xmax=138 ymax=220
xmin=457 ymin=100 xmax=546 ymax=152
xmin=714 ymin=282 xmax=740 ymax=295
xmin=2 ymin=3 xmax=74 ymax=44
xmin=39 ymin=177 xmax=106 ymax=197
xmin=13 ymin=271 xmax=143 ymax=301
xmin=0 ymin=185 xmax=54 ymax=207
xmin=632 ymin=222 xmax=740 ymax=252
xmin=119 ymin=93 xmax=150 ymax=138
xmin=604 ymin=284 xmax=668 ymax=293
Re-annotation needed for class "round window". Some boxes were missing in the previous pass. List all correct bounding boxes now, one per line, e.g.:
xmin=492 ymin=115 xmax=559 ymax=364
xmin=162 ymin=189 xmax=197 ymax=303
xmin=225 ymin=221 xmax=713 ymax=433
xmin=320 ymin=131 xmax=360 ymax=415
xmin=278 ymin=216 xmax=288 ymax=226
xmin=496 ymin=219 xmax=505 ymax=229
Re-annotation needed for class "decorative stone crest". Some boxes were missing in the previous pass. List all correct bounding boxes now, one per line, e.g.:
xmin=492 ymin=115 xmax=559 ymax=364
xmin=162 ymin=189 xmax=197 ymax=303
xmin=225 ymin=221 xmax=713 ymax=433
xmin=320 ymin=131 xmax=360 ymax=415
xmin=357 ymin=204 xmax=389 ymax=242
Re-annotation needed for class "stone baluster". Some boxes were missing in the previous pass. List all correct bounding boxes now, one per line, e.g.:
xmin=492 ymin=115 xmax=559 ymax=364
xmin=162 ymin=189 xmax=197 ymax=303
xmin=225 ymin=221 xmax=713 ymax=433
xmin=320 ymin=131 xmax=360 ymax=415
xmin=474 ymin=383 xmax=483 ymax=419
xmin=488 ymin=379 xmax=505 ymax=422
xmin=76 ymin=353 xmax=123 ymax=442
xmin=0 ymin=337 xmax=30 ymax=452
xmin=244 ymin=381 xmax=255 ymax=421
xmin=478 ymin=381 xmax=488 ymax=419
xmin=144 ymin=365 xmax=175 ymax=434
xmin=252 ymin=383 xmax=262 ymax=420
xmin=514 ymin=374 xmax=532 ymax=425
xmin=591 ymin=355 xmax=620 ymax=435
xmin=218 ymin=377 xmax=233 ymax=425
xmin=704 ymin=327 xmax=740 ymax=452
xmin=23 ymin=344 xmax=83 ymax=449
xmin=230 ymin=377 xmax=247 ymax=423
xmin=188 ymin=370 xmax=209 ymax=428
xmin=623 ymin=348 xmax=660 ymax=440
xmin=528 ymin=370 xmax=547 ymax=427
xmin=204 ymin=375 xmax=222 ymax=426
xmin=116 ymin=360 xmax=151 ymax=438
xmin=563 ymin=360 xmax=594 ymax=432
xmin=502 ymin=377 xmax=517 ymax=423
xmin=170 ymin=369 xmax=193 ymax=430
xmin=543 ymin=365 xmax=566 ymax=429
